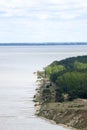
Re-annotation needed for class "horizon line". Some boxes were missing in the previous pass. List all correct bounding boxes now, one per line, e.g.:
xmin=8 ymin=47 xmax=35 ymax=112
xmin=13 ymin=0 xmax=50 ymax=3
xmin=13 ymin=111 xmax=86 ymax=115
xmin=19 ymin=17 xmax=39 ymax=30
xmin=0 ymin=42 xmax=87 ymax=46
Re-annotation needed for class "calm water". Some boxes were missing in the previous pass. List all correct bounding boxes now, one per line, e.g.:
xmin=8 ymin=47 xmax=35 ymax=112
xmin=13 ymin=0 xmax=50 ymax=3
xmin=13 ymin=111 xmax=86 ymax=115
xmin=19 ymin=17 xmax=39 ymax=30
xmin=0 ymin=45 xmax=87 ymax=130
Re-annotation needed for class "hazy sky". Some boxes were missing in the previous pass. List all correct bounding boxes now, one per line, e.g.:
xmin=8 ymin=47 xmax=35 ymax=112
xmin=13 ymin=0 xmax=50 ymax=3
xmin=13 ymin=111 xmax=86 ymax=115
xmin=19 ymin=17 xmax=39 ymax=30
xmin=0 ymin=0 xmax=87 ymax=43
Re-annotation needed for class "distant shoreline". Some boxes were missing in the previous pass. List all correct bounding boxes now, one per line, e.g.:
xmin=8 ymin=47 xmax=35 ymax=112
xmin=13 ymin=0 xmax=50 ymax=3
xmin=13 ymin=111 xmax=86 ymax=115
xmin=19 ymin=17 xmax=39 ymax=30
xmin=0 ymin=42 xmax=87 ymax=46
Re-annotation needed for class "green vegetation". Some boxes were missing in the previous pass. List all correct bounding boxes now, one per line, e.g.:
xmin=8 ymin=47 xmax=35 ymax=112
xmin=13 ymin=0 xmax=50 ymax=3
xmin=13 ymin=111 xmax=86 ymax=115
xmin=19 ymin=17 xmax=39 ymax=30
xmin=45 ymin=64 xmax=65 ymax=78
xmin=34 ymin=55 xmax=87 ymax=130
xmin=74 ymin=61 xmax=87 ymax=70
xmin=44 ymin=55 xmax=87 ymax=101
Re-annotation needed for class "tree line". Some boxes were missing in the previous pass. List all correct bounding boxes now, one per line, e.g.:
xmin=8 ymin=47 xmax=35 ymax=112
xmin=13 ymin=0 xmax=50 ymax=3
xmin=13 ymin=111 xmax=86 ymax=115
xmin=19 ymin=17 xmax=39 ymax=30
xmin=44 ymin=55 xmax=87 ymax=102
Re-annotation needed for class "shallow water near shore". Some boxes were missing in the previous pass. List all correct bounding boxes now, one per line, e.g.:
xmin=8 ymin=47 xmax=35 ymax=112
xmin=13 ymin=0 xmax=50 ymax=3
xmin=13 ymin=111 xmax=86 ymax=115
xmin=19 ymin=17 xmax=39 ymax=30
xmin=0 ymin=45 xmax=87 ymax=130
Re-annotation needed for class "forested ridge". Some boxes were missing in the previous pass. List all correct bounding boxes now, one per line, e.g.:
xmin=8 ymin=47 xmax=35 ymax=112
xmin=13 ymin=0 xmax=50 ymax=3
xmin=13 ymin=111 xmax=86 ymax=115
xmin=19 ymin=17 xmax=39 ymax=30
xmin=44 ymin=55 xmax=87 ymax=101
xmin=34 ymin=55 xmax=87 ymax=130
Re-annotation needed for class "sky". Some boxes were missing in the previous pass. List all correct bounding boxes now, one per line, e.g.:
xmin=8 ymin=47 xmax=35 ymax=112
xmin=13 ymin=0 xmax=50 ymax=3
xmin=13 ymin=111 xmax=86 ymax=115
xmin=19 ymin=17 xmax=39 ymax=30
xmin=0 ymin=0 xmax=87 ymax=43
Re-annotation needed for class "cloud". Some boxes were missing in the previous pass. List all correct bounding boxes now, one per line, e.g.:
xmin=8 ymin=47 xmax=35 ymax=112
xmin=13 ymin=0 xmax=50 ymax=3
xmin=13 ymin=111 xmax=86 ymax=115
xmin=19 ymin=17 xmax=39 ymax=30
xmin=0 ymin=0 xmax=87 ymax=42
xmin=0 ymin=0 xmax=87 ymax=21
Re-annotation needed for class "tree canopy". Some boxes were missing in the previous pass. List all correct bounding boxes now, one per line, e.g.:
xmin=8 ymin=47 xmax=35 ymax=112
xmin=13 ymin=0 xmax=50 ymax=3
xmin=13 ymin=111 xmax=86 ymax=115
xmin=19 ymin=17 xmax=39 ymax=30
xmin=44 ymin=55 xmax=87 ymax=101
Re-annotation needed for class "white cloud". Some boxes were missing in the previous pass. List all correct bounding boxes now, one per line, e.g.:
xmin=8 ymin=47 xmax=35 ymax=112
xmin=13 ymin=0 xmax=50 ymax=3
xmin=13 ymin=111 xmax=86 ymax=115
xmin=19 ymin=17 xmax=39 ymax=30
xmin=0 ymin=0 xmax=33 ymax=8
xmin=38 ymin=14 xmax=49 ymax=20
xmin=49 ymin=0 xmax=65 ymax=5
xmin=0 ymin=0 xmax=87 ymax=42
xmin=0 ymin=0 xmax=87 ymax=20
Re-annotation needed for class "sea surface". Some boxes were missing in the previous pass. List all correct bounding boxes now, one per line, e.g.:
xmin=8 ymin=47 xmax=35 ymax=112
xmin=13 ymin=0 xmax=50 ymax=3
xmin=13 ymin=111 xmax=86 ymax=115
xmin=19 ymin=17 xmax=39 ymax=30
xmin=0 ymin=45 xmax=87 ymax=130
